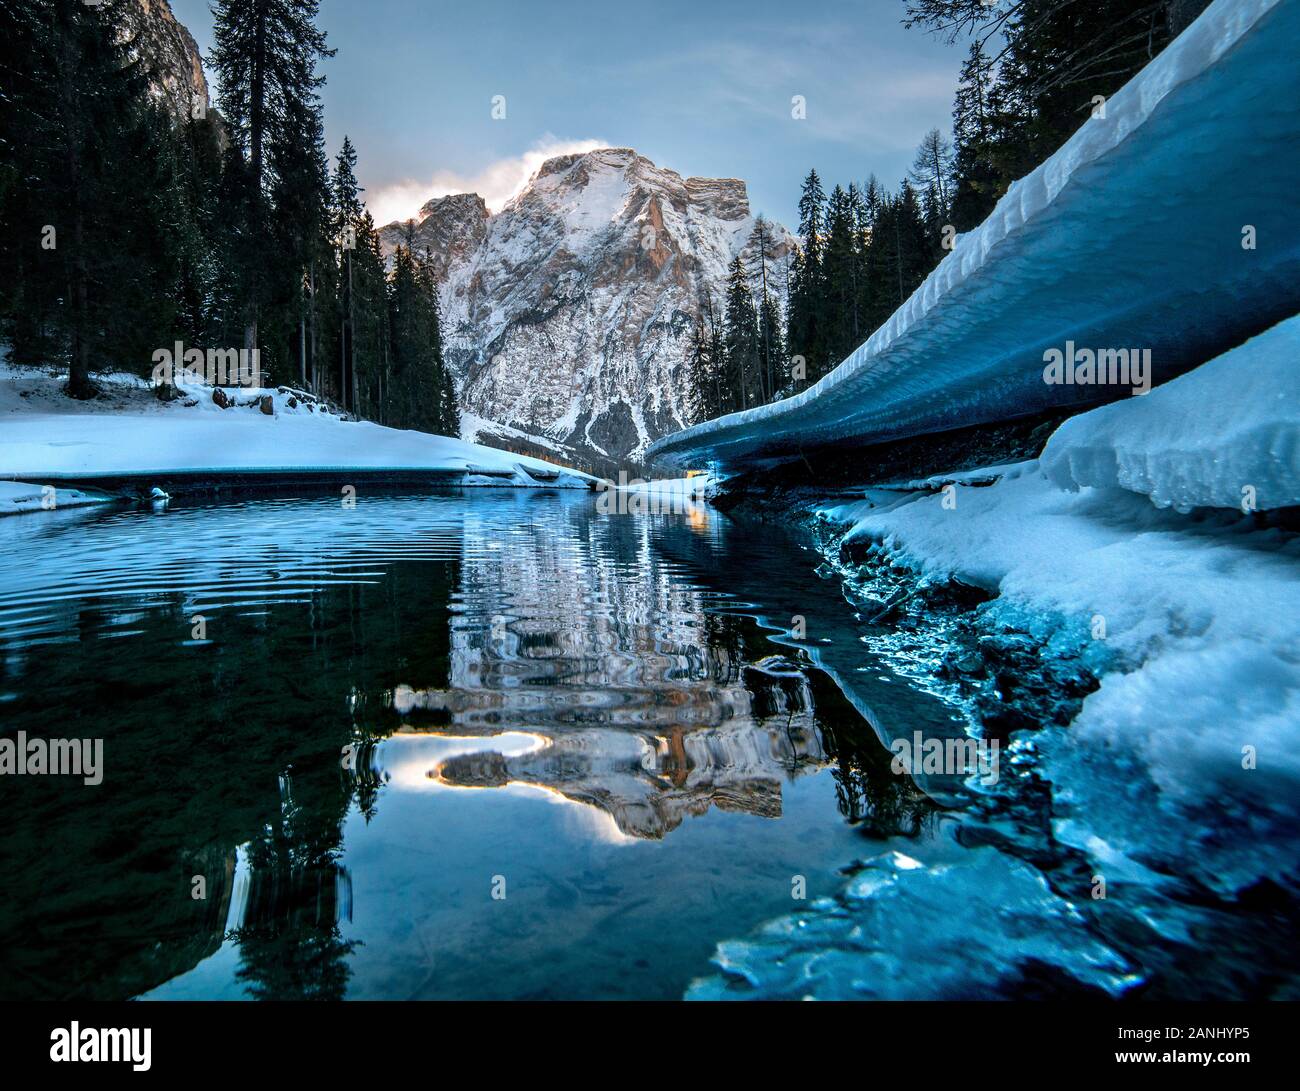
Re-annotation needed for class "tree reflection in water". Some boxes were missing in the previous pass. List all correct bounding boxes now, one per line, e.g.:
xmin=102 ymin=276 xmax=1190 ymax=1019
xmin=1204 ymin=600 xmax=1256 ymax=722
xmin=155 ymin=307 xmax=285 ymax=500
xmin=0 ymin=492 xmax=950 ymax=999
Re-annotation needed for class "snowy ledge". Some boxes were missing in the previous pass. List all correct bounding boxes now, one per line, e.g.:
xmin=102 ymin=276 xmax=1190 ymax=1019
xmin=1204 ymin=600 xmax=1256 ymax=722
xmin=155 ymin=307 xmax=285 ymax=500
xmin=805 ymin=316 xmax=1300 ymax=900
xmin=0 ymin=367 xmax=596 ymax=497
xmin=0 ymin=481 xmax=114 ymax=517
xmin=648 ymin=0 xmax=1300 ymax=472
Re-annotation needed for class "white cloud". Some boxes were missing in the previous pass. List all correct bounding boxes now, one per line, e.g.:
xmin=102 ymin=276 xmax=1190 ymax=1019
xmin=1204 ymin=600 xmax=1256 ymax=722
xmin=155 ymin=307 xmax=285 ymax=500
xmin=366 ymin=137 xmax=609 ymax=226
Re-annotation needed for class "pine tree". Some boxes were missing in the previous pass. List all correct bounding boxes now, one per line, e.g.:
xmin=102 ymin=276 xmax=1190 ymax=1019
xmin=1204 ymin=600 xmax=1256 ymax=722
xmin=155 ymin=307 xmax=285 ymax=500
xmin=687 ymin=290 xmax=726 ymax=422
xmin=821 ymin=184 xmax=859 ymax=366
xmin=949 ymin=42 xmax=1001 ymax=231
xmin=331 ymin=135 xmax=363 ymax=408
xmin=757 ymin=291 xmax=785 ymax=398
xmin=746 ymin=215 xmax=783 ymax=401
xmin=907 ymin=1 xmax=1183 ymax=230
xmin=0 ymin=0 xmax=210 ymax=396
xmin=722 ymin=255 xmax=759 ymax=412
xmin=210 ymin=0 xmax=335 ymax=365
xmin=909 ymin=128 xmax=953 ymax=216
xmin=858 ymin=174 xmax=888 ymax=337
xmin=271 ymin=93 xmax=332 ymax=397
xmin=786 ymin=168 xmax=827 ymax=384
xmin=384 ymin=231 xmax=455 ymax=434
xmin=353 ymin=211 xmax=390 ymax=419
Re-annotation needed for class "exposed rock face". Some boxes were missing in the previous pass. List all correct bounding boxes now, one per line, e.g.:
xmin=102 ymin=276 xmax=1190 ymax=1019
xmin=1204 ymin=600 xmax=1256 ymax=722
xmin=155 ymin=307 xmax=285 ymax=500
xmin=388 ymin=193 xmax=491 ymax=283
xmin=381 ymin=148 xmax=794 ymax=471
xmin=118 ymin=0 xmax=211 ymax=122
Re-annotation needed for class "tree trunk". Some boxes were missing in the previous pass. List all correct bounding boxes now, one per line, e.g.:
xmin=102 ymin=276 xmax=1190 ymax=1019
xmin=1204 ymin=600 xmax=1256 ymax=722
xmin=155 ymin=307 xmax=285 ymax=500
xmin=347 ymin=250 xmax=356 ymax=412
xmin=340 ymin=250 xmax=349 ymax=412
xmin=56 ymin=6 xmax=94 ymax=400
xmin=309 ymin=263 xmax=318 ymax=393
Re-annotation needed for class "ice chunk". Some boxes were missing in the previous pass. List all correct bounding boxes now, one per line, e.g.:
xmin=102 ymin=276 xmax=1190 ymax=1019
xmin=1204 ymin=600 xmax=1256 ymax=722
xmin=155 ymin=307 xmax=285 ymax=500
xmin=687 ymin=848 xmax=1137 ymax=999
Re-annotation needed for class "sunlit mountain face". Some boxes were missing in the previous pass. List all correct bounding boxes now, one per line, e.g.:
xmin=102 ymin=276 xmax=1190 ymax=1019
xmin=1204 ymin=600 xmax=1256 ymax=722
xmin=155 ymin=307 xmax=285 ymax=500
xmin=0 ymin=491 xmax=935 ymax=1000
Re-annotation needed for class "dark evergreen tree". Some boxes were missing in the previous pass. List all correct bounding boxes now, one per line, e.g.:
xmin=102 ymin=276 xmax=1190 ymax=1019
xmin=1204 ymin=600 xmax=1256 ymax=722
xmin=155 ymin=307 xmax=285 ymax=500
xmin=0 ymin=0 xmax=210 ymax=396
xmin=687 ymin=290 xmax=725 ymax=423
xmin=821 ymin=184 xmax=860 ymax=365
xmin=331 ymin=135 xmax=362 ymax=408
xmin=210 ymin=0 xmax=335 ymax=368
xmin=786 ymin=168 xmax=827 ymax=384
xmin=948 ymin=41 xmax=1001 ymax=231
xmin=756 ymin=290 xmax=786 ymax=399
xmin=746 ymin=215 xmax=786 ymax=401
xmin=347 ymin=210 xmax=389 ymax=419
xmin=908 ymin=128 xmax=953 ymax=216
xmin=721 ymin=255 xmax=760 ymax=412
xmin=385 ymin=230 xmax=456 ymax=434
xmin=271 ymin=93 xmax=332 ymax=396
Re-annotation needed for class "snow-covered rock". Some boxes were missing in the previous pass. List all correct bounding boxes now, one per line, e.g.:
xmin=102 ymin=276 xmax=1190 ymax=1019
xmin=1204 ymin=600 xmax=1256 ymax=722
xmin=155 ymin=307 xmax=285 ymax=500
xmin=823 ymin=448 xmax=1300 ymax=897
xmin=381 ymin=148 xmax=794 ymax=469
xmin=650 ymin=0 xmax=1300 ymax=472
xmin=0 ymin=481 xmax=113 ymax=517
xmin=1041 ymin=316 xmax=1300 ymax=512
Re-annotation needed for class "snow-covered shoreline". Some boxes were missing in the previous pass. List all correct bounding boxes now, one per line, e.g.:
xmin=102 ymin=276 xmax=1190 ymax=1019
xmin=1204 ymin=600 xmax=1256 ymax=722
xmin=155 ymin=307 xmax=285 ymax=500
xmin=0 ymin=363 xmax=596 ymax=503
xmin=0 ymin=480 xmax=115 ymax=516
xmin=688 ymin=317 xmax=1300 ymax=998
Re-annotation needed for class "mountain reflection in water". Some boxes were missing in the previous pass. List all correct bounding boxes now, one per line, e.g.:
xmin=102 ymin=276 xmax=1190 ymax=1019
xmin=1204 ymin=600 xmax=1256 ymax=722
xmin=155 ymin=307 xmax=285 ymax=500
xmin=0 ymin=491 xmax=943 ymax=1000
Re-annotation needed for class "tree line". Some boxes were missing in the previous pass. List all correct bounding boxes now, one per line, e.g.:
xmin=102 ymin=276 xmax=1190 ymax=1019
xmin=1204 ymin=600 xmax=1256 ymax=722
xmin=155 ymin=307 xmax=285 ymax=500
xmin=687 ymin=216 xmax=788 ymax=421
xmin=691 ymin=0 xmax=1199 ymax=421
xmin=0 ymin=0 xmax=457 ymax=435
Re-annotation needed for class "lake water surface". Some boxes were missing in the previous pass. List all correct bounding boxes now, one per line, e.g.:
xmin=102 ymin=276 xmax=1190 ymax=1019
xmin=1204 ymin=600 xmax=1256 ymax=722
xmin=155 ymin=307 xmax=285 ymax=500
xmin=3 ymin=490 xmax=1287 ymax=1000
xmin=0 ymin=490 xmax=967 ymax=999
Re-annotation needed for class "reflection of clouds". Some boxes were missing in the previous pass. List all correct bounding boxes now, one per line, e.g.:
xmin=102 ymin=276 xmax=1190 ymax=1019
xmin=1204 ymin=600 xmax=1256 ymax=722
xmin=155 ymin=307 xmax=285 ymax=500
xmin=373 ymin=732 xmax=549 ymax=792
xmin=364 ymin=719 xmax=827 ymax=841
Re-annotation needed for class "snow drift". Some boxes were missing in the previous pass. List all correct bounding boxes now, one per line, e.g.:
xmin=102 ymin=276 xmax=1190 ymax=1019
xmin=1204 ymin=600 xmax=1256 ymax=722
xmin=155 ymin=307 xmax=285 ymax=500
xmin=650 ymin=0 xmax=1300 ymax=472
xmin=0 ymin=365 xmax=594 ymax=492
xmin=1041 ymin=315 xmax=1300 ymax=511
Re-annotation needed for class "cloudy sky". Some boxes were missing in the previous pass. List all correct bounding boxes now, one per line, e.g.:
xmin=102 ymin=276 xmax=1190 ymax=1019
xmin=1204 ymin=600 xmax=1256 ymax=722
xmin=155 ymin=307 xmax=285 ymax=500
xmin=171 ymin=0 xmax=960 ymax=229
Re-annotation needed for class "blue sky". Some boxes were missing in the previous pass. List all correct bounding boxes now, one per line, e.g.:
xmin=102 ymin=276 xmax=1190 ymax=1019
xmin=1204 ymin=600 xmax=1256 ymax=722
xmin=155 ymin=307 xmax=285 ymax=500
xmin=170 ymin=0 xmax=960 ymax=229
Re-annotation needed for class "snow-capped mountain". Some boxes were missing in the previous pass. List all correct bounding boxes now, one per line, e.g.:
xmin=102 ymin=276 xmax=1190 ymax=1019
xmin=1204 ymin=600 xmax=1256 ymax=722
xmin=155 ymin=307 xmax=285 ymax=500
xmin=381 ymin=148 xmax=794 ymax=472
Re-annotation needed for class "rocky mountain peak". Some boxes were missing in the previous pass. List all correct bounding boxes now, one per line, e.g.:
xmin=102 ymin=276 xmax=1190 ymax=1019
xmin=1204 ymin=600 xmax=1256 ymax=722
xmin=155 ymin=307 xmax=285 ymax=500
xmin=379 ymin=147 xmax=794 ymax=472
xmin=396 ymin=193 xmax=491 ymax=282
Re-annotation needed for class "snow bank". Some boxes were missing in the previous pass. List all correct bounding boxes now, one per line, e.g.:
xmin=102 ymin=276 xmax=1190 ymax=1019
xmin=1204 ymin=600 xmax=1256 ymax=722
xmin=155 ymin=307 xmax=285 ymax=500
xmin=650 ymin=0 xmax=1300 ymax=471
xmin=1041 ymin=316 xmax=1300 ymax=511
xmin=829 ymin=457 xmax=1300 ymax=896
xmin=0 ymin=481 xmax=113 ymax=517
xmin=694 ymin=428 xmax=1299 ymax=995
xmin=0 ymin=364 xmax=594 ymax=489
